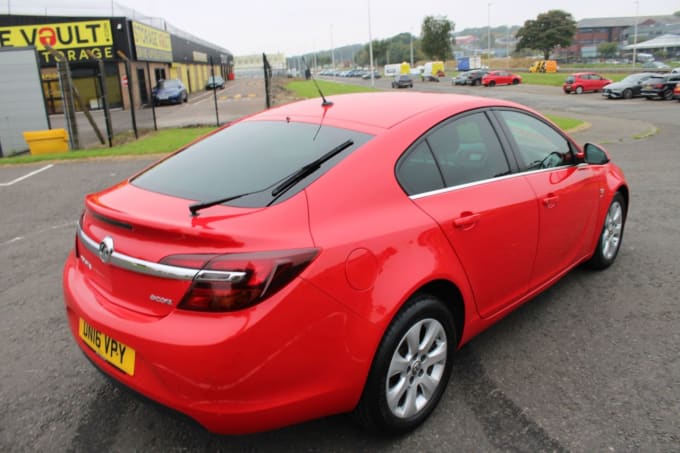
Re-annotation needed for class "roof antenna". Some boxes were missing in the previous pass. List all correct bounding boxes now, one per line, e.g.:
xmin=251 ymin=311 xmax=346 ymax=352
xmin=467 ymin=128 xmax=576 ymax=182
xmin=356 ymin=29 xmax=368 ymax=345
xmin=302 ymin=57 xmax=333 ymax=107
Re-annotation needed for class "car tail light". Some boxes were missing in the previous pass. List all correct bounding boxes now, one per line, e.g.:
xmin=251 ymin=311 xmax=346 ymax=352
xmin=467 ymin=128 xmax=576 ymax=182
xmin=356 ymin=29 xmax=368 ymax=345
xmin=161 ymin=249 xmax=319 ymax=312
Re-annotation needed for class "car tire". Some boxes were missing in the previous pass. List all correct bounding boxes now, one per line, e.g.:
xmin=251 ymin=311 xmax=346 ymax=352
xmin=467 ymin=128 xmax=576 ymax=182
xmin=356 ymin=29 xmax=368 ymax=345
xmin=512 ymin=78 xmax=520 ymax=85
xmin=663 ymin=89 xmax=673 ymax=100
xmin=474 ymin=79 xmax=480 ymax=86
xmin=183 ymin=93 xmax=188 ymax=103
xmin=622 ymin=89 xmax=633 ymax=99
xmin=585 ymin=192 xmax=626 ymax=270
xmin=354 ymin=293 xmax=455 ymax=434
xmin=575 ymin=86 xmax=584 ymax=94
xmin=488 ymin=81 xmax=496 ymax=87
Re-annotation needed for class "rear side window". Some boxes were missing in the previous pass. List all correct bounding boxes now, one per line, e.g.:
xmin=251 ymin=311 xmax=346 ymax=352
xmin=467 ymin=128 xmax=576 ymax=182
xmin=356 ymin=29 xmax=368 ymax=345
xmin=132 ymin=121 xmax=372 ymax=207
xmin=397 ymin=111 xmax=510 ymax=195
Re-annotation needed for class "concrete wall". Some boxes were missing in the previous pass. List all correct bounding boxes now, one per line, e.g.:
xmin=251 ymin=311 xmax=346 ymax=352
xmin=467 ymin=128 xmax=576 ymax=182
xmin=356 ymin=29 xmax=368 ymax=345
xmin=0 ymin=47 xmax=50 ymax=157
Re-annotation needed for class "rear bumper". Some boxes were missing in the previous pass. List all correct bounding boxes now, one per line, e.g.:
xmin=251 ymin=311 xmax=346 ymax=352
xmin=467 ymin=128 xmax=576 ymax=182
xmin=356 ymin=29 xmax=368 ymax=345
xmin=62 ymin=251 xmax=376 ymax=434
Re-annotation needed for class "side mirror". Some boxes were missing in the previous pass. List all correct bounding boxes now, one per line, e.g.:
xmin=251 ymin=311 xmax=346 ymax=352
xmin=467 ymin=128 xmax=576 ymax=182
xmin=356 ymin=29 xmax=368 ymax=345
xmin=583 ymin=143 xmax=610 ymax=165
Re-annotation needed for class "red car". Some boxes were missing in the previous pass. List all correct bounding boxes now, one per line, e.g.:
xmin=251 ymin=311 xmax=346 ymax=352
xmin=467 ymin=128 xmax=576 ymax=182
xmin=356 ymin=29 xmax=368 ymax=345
xmin=563 ymin=72 xmax=612 ymax=94
xmin=482 ymin=70 xmax=522 ymax=86
xmin=63 ymin=92 xmax=628 ymax=435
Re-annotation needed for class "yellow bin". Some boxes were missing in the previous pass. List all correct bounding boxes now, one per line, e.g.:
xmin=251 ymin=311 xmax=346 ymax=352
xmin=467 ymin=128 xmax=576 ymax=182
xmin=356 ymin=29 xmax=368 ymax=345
xmin=23 ymin=129 xmax=70 ymax=155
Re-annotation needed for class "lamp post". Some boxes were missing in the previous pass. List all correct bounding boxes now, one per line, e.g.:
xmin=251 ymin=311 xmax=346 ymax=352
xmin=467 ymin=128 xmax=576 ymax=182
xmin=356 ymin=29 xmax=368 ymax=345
xmin=632 ymin=1 xmax=639 ymax=67
xmin=330 ymin=24 xmax=335 ymax=73
xmin=368 ymin=0 xmax=375 ymax=87
xmin=487 ymin=3 xmax=492 ymax=64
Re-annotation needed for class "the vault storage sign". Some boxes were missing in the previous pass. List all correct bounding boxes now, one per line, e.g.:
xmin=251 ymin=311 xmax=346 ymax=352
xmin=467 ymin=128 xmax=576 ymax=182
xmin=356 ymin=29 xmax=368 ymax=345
xmin=0 ymin=20 xmax=114 ymax=64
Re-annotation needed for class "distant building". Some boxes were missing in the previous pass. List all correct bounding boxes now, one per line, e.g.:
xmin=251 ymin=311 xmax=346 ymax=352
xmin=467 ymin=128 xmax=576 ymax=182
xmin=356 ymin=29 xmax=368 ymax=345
xmin=566 ymin=15 xmax=680 ymax=60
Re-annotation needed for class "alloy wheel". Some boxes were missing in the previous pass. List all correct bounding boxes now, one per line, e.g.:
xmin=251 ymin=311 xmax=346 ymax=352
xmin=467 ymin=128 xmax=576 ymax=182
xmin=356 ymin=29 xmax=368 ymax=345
xmin=601 ymin=199 xmax=623 ymax=261
xmin=386 ymin=318 xmax=447 ymax=419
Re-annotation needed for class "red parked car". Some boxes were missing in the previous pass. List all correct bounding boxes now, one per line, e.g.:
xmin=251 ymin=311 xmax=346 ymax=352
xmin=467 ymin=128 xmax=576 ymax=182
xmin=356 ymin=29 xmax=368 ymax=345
xmin=63 ymin=92 xmax=628 ymax=435
xmin=563 ymin=72 xmax=612 ymax=94
xmin=482 ymin=70 xmax=522 ymax=86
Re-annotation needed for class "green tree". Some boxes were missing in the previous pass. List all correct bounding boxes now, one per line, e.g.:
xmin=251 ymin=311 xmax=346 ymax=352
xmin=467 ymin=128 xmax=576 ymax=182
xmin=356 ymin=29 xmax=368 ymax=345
xmin=597 ymin=42 xmax=619 ymax=59
xmin=515 ymin=10 xmax=576 ymax=60
xmin=355 ymin=33 xmax=424 ymax=66
xmin=421 ymin=16 xmax=454 ymax=60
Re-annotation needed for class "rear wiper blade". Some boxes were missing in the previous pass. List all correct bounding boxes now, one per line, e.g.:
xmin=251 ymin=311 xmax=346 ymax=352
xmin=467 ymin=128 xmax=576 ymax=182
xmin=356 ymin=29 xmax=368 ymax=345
xmin=270 ymin=139 xmax=354 ymax=198
xmin=189 ymin=191 xmax=255 ymax=216
xmin=188 ymin=139 xmax=354 ymax=216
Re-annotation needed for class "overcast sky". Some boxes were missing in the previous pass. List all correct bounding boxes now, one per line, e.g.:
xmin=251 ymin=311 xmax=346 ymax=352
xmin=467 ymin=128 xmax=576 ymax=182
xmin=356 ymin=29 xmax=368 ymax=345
xmin=6 ymin=0 xmax=680 ymax=55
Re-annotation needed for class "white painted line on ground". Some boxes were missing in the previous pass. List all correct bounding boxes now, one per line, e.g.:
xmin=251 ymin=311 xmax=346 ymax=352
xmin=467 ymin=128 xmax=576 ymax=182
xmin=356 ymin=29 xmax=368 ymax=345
xmin=0 ymin=164 xmax=54 ymax=187
xmin=1 ymin=236 xmax=24 ymax=246
xmin=0 ymin=221 xmax=76 ymax=247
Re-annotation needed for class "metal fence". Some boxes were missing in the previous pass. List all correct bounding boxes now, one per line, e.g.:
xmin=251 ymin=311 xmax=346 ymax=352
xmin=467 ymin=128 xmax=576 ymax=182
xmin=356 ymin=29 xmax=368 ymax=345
xmin=46 ymin=54 xmax=295 ymax=149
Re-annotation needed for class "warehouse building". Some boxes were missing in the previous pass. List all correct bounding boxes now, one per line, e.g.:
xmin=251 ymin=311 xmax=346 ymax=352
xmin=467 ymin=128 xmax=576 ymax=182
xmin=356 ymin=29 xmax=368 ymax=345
xmin=0 ymin=5 xmax=233 ymax=113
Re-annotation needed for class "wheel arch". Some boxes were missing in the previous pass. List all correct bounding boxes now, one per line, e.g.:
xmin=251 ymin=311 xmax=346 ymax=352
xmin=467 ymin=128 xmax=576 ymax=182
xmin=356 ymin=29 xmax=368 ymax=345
xmin=409 ymin=279 xmax=466 ymax=348
xmin=616 ymin=184 xmax=630 ymax=220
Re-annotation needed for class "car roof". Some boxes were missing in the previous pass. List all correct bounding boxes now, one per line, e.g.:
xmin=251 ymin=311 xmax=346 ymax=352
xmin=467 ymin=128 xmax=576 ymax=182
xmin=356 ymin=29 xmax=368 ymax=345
xmin=249 ymin=92 xmax=526 ymax=131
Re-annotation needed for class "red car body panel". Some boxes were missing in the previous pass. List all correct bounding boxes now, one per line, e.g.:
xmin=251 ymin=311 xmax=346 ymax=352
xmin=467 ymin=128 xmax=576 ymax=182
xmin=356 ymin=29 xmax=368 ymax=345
xmin=63 ymin=92 xmax=628 ymax=434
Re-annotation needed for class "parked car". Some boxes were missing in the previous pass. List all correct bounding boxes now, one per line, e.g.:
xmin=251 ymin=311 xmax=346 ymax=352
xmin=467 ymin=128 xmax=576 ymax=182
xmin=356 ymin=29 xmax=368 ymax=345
xmin=640 ymin=73 xmax=680 ymax=100
xmin=63 ymin=91 xmax=628 ymax=436
xmin=482 ymin=70 xmax=522 ymax=87
xmin=392 ymin=74 xmax=413 ymax=88
xmin=452 ymin=69 xmax=488 ymax=86
xmin=152 ymin=79 xmax=188 ymax=105
xmin=563 ymin=73 xmax=612 ymax=94
xmin=205 ymin=75 xmax=225 ymax=90
xmin=422 ymin=74 xmax=440 ymax=82
xmin=361 ymin=71 xmax=381 ymax=80
xmin=602 ymin=73 xmax=659 ymax=99
xmin=642 ymin=61 xmax=671 ymax=71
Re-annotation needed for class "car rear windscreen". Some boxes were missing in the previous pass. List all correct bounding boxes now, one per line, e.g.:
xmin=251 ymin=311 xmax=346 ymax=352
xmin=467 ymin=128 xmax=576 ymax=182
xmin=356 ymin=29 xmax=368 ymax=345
xmin=132 ymin=121 xmax=373 ymax=207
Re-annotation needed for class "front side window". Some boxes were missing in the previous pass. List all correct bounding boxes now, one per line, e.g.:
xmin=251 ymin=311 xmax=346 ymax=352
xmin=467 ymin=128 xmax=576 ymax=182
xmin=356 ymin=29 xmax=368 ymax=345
xmin=497 ymin=110 xmax=574 ymax=171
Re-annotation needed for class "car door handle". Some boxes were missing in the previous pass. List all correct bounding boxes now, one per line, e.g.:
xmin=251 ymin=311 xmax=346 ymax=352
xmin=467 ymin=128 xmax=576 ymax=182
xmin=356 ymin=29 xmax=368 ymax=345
xmin=543 ymin=194 xmax=559 ymax=208
xmin=453 ymin=213 xmax=480 ymax=230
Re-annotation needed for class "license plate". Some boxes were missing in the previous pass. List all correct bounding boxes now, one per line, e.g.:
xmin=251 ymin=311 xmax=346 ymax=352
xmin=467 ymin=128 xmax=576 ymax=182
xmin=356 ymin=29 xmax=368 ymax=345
xmin=79 ymin=318 xmax=135 ymax=376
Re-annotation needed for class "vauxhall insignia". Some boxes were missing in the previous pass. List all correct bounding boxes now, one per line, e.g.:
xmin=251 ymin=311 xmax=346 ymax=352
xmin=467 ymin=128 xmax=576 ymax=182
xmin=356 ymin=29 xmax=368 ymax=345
xmin=98 ymin=236 xmax=114 ymax=263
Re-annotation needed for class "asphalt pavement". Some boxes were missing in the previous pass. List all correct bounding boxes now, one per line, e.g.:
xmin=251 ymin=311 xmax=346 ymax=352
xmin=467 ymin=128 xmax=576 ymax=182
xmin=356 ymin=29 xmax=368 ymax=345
xmin=1 ymin=76 xmax=679 ymax=452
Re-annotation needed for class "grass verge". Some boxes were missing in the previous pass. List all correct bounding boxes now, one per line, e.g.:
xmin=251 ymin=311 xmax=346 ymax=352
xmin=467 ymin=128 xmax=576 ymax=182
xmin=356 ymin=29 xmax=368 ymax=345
xmin=545 ymin=114 xmax=585 ymax=132
xmin=286 ymin=80 xmax=377 ymax=97
xmin=1 ymin=127 xmax=216 ymax=165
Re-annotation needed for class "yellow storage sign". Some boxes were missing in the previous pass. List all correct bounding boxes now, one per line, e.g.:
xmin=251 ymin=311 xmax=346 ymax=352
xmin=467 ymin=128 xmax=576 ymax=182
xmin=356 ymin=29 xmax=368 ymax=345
xmin=0 ymin=20 xmax=114 ymax=63
xmin=0 ymin=20 xmax=112 ymax=50
xmin=131 ymin=21 xmax=173 ymax=62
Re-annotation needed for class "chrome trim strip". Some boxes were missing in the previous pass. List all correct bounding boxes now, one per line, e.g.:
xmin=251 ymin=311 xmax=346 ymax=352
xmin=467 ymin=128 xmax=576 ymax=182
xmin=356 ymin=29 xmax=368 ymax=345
xmin=77 ymin=224 xmax=247 ymax=282
xmin=409 ymin=164 xmax=584 ymax=200
xmin=410 ymin=171 xmax=524 ymax=200
xmin=78 ymin=226 xmax=197 ymax=280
